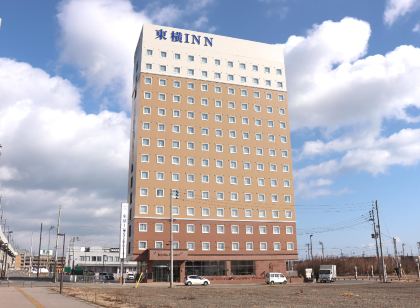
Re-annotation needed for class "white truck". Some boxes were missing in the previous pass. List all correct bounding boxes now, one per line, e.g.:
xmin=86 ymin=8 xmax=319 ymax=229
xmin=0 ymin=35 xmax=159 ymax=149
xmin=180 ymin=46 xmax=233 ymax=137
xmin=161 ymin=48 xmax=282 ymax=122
xmin=304 ymin=268 xmax=314 ymax=282
xmin=319 ymin=265 xmax=337 ymax=283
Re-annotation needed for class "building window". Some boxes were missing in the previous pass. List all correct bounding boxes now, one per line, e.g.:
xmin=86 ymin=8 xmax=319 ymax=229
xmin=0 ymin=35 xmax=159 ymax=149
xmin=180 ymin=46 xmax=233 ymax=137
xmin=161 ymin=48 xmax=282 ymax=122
xmin=273 ymin=226 xmax=280 ymax=234
xmin=139 ymin=204 xmax=148 ymax=213
xmin=286 ymin=226 xmax=293 ymax=234
xmin=285 ymin=210 xmax=293 ymax=218
xmin=202 ymin=208 xmax=210 ymax=216
xmin=202 ymin=224 xmax=210 ymax=233
xmin=245 ymin=209 xmax=252 ymax=217
xmin=231 ymin=225 xmax=239 ymax=234
xmin=156 ymin=206 xmax=164 ymax=215
xmin=187 ymin=242 xmax=195 ymax=251
xmin=245 ymin=225 xmax=253 ymax=234
xmin=260 ymin=242 xmax=268 ymax=251
xmin=139 ymin=223 xmax=147 ymax=232
xmin=246 ymin=242 xmax=253 ymax=251
xmin=187 ymin=224 xmax=195 ymax=234
xmin=139 ymin=241 xmax=147 ymax=249
xmin=231 ymin=208 xmax=239 ymax=217
xmin=186 ymin=207 xmax=195 ymax=216
xmin=155 ymin=223 xmax=164 ymax=232
xmin=146 ymin=49 xmax=153 ymax=56
xmin=259 ymin=210 xmax=266 ymax=218
xmin=140 ymin=188 xmax=148 ymax=196
xmin=272 ymin=210 xmax=280 ymax=218
xmin=217 ymin=208 xmax=224 ymax=217
xmin=217 ymin=242 xmax=225 ymax=251
xmin=202 ymin=242 xmax=210 ymax=251
xmin=216 ymin=225 xmax=225 ymax=234
xmin=232 ymin=242 xmax=239 ymax=251
xmin=259 ymin=226 xmax=267 ymax=234
xmin=274 ymin=242 xmax=281 ymax=251
xmin=173 ymin=80 xmax=181 ymax=88
xmin=287 ymin=242 xmax=294 ymax=251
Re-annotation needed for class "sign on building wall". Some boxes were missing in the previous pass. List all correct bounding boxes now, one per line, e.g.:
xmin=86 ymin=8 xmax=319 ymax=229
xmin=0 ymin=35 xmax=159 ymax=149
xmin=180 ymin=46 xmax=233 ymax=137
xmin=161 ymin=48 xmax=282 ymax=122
xmin=119 ymin=202 xmax=129 ymax=259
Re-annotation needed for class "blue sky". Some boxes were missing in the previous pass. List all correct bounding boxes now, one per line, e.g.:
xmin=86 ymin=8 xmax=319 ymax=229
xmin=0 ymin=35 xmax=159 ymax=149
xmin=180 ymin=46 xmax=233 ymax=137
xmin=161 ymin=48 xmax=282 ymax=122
xmin=0 ymin=0 xmax=419 ymax=258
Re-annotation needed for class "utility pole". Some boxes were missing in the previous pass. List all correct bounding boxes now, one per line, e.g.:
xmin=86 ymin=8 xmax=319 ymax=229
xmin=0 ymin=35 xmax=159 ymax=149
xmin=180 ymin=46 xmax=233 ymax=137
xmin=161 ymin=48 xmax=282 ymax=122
xmin=37 ymin=223 xmax=43 ymax=279
xmin=309 ymin=234 xmax=314 ymax=260
xmin=375 ymin=200 xmax=387 ymax=283
xmin=402 ymin=243 xmax=405 ymax=257
xmin=393 ymin=237 xmax=401 ymax=279
xmin=370 ymin=208 xmax=381 ymax=277
xmin=169 ymin=189 xmax=179 ymax=288
xmin=305 ymin=243 xmax=310 ymax=260
xmin=29 ymin=232 xmax=33 ymax=277
xmin=53 ymin=205 xmax=61 ymax=283
xmin=47 ymin=226 xmax=54 ymax=274
xmin=417 ymin=242 xmax=420 ymax=256
xmin=319 ymin=241 xmax=324 ymax=260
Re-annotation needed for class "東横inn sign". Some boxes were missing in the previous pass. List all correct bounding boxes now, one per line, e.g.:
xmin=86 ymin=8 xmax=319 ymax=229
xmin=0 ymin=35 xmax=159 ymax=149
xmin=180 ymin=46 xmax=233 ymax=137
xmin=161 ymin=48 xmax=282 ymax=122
xmin=155 ymin=29 xmax=214 ymax=47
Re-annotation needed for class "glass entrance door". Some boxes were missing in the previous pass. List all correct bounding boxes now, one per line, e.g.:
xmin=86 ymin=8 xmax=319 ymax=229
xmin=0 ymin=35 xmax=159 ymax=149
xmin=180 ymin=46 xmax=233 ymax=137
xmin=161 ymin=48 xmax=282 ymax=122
xmin=153 ymin=265 xmax=169 ymax=282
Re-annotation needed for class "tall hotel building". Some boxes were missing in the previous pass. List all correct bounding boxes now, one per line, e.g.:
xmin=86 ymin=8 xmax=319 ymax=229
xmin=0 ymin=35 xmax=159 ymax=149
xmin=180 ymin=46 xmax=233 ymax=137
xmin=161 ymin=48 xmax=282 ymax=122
xmin=127 ymin=24 xmax=297 ymax=281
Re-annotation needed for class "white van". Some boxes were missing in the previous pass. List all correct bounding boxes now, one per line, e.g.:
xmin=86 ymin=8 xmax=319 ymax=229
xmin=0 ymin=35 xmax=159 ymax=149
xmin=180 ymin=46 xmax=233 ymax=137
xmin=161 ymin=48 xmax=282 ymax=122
xmin=265 ymin=272 xmax=287 ymax=285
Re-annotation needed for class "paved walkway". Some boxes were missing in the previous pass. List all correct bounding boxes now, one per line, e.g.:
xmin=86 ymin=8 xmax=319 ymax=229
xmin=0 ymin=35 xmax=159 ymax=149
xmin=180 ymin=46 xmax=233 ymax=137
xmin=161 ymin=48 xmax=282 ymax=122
xmin=0 ymin=286 xmax=96 ymax=307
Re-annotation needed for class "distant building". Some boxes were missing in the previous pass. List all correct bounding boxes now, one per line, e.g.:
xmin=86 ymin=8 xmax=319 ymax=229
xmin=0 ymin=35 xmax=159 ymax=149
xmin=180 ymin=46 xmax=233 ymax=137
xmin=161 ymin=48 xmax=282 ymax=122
xmin=68 ymin=246 xmax=136 ymax=274
xmin=127 ymin=24 xmax=297 ymax=282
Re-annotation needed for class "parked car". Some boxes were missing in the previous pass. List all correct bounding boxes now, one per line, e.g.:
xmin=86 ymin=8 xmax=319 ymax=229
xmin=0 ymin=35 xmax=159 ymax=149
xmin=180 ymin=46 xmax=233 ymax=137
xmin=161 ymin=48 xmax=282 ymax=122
xmin=265 ymin=272 xmax=287 ymax=285
xmin=184 ymin=275 xmax=210 ymax=286
xmin=126 ymin=273 xmax=136 ymax=282
xmin=99 ymin=272 xmax=115 ymax=281
xmin=31 ymin=267 xmax=49 ymax=274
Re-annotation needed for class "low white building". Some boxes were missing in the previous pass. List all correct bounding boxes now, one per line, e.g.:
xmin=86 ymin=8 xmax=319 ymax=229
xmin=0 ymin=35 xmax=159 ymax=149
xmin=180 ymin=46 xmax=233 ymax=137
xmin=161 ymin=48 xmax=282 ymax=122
xmin=67 ymin=246 xmax=136 ymax=275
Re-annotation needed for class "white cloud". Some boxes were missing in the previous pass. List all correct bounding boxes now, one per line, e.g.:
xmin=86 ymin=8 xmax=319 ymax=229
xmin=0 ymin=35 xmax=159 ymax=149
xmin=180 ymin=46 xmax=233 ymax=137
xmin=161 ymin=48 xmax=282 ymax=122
xmin=57 ymin=0 xmax=151 ymax=109
xmin=285 ymin=18 xmax=420 ymax=132
xmin=57 ymin=0 xmax=216 ymax=110
xmin=413 ymin=22 xmax=420 ymax=32
xmin=0 ymin=58 xmax=130 ymax=247
xmin=384 ymin=0 xmax=419 ymax=25
xmin=285 ymin=18 xmax=420 ymax=197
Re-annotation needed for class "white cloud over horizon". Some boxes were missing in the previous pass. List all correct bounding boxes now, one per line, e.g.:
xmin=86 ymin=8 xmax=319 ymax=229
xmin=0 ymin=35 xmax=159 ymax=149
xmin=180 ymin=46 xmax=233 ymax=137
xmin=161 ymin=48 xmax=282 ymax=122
xmin=0 ymin=57 xmax=130 ymax=249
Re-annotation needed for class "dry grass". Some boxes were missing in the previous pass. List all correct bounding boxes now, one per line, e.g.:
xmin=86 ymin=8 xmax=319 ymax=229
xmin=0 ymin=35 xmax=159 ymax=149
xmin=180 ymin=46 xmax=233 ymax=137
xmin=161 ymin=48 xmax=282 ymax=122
xmin=53 ymin=281 xmax=420 ymax=308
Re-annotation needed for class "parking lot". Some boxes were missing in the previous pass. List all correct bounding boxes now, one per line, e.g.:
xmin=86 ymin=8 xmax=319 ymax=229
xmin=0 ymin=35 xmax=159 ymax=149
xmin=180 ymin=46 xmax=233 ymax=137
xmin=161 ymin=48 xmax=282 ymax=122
xmin=58 ymin=279 xmax=420 ymax=307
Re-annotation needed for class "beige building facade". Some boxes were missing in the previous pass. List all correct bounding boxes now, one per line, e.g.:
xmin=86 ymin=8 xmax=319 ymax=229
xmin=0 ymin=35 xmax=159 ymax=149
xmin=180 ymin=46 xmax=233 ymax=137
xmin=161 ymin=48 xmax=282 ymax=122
xmin=127 ymin=24 xmax=297 ymax=282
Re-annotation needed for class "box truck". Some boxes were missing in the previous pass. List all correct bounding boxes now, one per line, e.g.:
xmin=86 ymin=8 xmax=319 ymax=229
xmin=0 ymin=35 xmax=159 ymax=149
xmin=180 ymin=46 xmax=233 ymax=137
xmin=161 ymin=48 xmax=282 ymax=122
xmin=319 ymin=265 xmax=337 ymax=282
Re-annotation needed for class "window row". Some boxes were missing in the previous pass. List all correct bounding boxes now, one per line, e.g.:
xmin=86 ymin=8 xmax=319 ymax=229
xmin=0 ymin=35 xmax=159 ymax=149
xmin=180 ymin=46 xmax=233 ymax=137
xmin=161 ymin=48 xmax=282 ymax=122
xmin=139 ymin=205 xmax=294 ymax=219
xmin=143 ymin=88 xmax=285 ymax=100
xmin=145 ymin=49 xmax=282 ymax=73
xmin=141 ymin=138 xmax=289 ymax=151
xmin=139 ymin=223 xmax=294 ymax=235
xmin=140 ymin=155 xmax=290 ymax=172
xmin=138 ymin=240 xmax=295 ymax=251
xmin=142 ymin=106 xmax=287 ymax=118
xmin=140 ymin=171 xmax=291 ymax=187
xmin=139 ymin=189 xmax=292 ymax=203
xmin=143 ymin=70 xmax=284 ymax=88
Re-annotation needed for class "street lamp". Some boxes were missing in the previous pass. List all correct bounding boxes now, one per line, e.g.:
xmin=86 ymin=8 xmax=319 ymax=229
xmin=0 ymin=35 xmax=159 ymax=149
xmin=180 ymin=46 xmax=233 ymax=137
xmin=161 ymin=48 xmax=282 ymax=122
xmin=57 ymin=233 xmax=66 ymax=294
xmin=319 ymin=241 xmax=324 ymax=260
